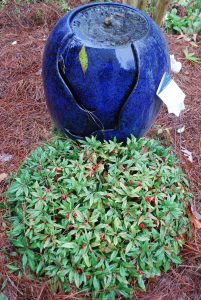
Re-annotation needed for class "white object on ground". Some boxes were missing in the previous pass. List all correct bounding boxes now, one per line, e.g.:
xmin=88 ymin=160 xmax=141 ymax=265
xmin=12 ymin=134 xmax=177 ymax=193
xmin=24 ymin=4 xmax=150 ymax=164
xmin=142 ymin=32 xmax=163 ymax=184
xmin=181 ymin=147 xmax=193 ymax=163
xmin=11 ymin=41 xmax=17 ymax=45
xmin=0 ymin=154 xmax=13 ymax=162
xmin=177 ymin=126 xmax=185 ymax=133
xmin=157 ymin=72 xmax=185 ymax=117
xmin=170 ymin=54 xmax=182 ymax=73
xmin=0 ymin=173 xmax=8 ymax=182
xmin=36 ymin=68 xmax=42 ymax=76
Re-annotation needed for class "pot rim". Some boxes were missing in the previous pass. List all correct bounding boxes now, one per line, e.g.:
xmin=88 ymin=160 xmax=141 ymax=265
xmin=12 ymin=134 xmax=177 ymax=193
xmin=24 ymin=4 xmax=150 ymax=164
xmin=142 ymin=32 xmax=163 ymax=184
xmin=67 ymin=2 xmax=151 ymax=48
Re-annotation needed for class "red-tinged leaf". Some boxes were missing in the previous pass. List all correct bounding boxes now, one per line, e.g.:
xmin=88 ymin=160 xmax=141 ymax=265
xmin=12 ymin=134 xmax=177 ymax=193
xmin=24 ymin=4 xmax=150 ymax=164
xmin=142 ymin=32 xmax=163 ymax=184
xmin=140 ymin=147 xmax=148 ymax=154
xmin=43 ymin=238 xmax=51 ymax=249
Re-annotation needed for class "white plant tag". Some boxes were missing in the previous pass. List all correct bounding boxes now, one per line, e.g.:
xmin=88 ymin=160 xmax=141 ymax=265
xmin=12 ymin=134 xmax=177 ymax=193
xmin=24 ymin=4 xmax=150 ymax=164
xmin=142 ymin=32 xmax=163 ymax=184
xmin=157 ymin=73 xmax=185 ymax=117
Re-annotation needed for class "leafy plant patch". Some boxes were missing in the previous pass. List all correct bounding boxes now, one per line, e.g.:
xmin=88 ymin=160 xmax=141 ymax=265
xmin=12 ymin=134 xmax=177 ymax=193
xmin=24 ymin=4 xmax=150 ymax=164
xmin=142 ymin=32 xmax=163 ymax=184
xmin=6 ymin=136 xmax=190 ymax=299
xmin=164 ymin=0 xmax=201 ymax=36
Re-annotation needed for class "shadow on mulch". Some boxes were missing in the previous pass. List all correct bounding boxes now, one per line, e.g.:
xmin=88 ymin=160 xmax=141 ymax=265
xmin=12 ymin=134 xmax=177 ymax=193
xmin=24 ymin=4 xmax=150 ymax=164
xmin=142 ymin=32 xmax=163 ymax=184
xmin=0 ymin=1 xmax=201 ymax=299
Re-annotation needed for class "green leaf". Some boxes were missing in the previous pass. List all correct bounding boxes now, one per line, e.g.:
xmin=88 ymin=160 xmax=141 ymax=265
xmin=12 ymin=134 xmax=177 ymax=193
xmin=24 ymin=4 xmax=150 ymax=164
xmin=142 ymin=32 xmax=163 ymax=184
xmin=169 ymin=253 xmax=182 ymax=265
xmin=22 ymin=253 xmax=27 ymax=271
xmin=120 ymin=265 xmax=126 ymax=277
xmin=102 ymin=291 xmax=115 ymax=300
xmin=10 ymin=239 xmax=25 ymax=248
xmin=34 ymin=223 xmax=45 ymax=233
xmin=26 ymin=249 xmax=35 ymax=260
xmin=83 ymin=254 xmax=91 ymax=267
xmin=7 ymin=264 xmax=19 ymax=273
xmin=137 ymin=276 xmax=146 ymax=291
xmin=0 ymin=293 xmax=7 ymax=300
xmin=103 ymin=274 xmax=112 ymax=289
xmin=120 ymin=252 xmax=126 ymax=262
xmin=60 ymin=242 xmax=76 ymax=249
xmin=69 ymin=270 xmax=74 ymax=283
xmin=114 ymin=217 xmax=122 ymax=230
xmin=110 ymin=250 xmax=118 ymax=262
xmin=74 ymin=272 xmax=80 ymax=288
xmin=7 ymin=182 xmax=21 ymax=194
xmin=125 ymin=242 xmax=133 ymax=254
xmin=10 ymin=224 xmax=24 ymax=237
xmin=183 ymin=47 xmax=200 ymax=63
xmin=79 ymin=46 xmax=88 ymax=75
xmin=28 ymin=257 xmax=36 ymax=272
xmin=35 ymin=200 xmax=43 ymax=210
xmin=0 ymin=203 xmax=6 ymax=209
xmin=164 ymin=260 xmax=170 ymax=272
xmin=43 ymin=238 xmax=51 ymax=249
xmin=113 ymin=236 xmax=118 ymax=246
xmin=93 ymin=276 xmax=100 ymax=291
xmin=36 ymin=261 xmax=44 ymax=274
xmin=136 ymin=235 xmax=149 ymax=242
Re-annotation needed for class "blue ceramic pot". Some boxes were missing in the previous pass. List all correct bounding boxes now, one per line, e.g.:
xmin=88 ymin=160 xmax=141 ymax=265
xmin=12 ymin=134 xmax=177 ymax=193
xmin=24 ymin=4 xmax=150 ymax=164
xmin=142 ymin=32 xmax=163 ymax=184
xmin=43 ymin=2 xmax=170 ymax=142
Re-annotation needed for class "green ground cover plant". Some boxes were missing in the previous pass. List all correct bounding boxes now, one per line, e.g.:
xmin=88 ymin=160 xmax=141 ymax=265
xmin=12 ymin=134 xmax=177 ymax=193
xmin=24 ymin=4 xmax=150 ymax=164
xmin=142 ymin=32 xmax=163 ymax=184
xmin=6 ymin=136 xmax=190 ymax=299
xmin=183 ymin=47 xmax=201 ymax=63
xmin=165 ymin=0 xmax=201 ymax=36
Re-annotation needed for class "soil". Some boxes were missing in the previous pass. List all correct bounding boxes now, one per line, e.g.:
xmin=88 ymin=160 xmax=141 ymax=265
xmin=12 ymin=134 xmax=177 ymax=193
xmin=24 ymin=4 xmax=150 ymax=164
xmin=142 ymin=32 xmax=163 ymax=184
xmin=0 ymin=1 xmax=201 ymax=299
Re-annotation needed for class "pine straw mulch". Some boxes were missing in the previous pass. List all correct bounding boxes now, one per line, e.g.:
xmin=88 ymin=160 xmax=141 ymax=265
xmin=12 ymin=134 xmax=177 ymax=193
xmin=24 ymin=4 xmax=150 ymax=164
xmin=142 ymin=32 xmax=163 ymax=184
xmin=0 ymin=1 xmax=201 ymax=299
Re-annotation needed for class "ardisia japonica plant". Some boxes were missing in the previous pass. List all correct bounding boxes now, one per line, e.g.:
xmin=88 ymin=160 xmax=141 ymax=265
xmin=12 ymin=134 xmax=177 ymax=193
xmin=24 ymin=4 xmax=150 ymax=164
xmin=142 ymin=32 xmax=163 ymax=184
xmin=6 ymin=136 xmax=190 ymax=299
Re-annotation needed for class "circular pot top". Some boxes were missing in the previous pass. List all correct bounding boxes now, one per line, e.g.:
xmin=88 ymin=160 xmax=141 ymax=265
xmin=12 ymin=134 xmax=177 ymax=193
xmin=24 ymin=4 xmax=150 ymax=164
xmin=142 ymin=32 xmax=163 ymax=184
xmin=70 ymin=3 xmax=149 ymax=48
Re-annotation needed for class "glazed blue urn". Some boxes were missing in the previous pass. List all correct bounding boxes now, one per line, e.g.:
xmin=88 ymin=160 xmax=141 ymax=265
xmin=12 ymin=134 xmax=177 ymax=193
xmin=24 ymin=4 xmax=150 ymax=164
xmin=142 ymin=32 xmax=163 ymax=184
xmin=43 ymin=2 xmax=170 ymax=142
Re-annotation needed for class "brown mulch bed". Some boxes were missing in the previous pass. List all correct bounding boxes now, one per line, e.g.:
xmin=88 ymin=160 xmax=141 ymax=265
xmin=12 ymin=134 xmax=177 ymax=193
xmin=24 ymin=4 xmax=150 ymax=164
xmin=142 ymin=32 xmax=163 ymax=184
xmin=0 ymin=1 xmax=201 ymax=299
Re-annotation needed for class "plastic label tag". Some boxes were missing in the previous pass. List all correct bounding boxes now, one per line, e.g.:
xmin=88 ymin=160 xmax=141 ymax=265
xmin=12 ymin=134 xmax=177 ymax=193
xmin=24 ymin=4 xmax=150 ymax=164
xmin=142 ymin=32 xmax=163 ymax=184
xmin=157 ymin=72 xmax=185 ymax=117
